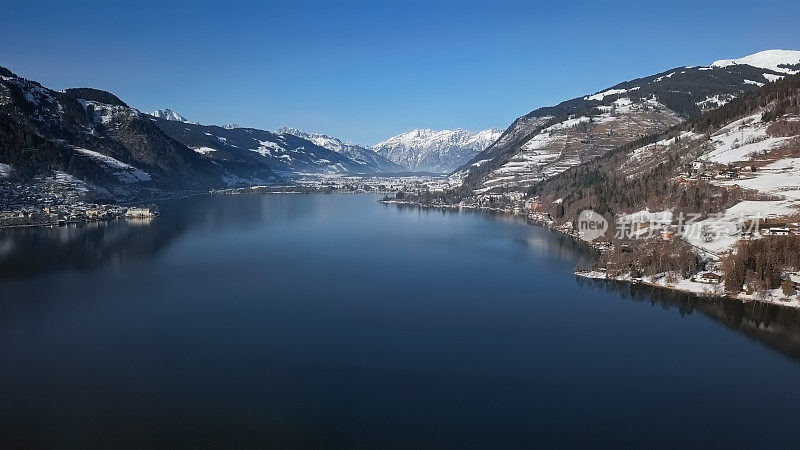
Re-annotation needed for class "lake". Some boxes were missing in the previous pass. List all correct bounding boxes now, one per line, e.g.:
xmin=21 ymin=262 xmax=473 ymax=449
xmin=1 ymin=194 xmax=799 ymax=449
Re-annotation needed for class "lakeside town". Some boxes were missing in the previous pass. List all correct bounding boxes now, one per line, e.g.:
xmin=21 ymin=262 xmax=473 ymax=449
xmin=0 ymin=173 xmax=437 ymax=228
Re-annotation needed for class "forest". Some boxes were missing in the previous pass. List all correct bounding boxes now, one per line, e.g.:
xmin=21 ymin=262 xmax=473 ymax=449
xmin=722 ymin=236 xmax=800 ymax=296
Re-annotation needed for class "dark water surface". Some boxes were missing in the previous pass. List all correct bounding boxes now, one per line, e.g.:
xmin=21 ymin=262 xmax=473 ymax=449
xmin=1 ymin=194 xmax=800 ymax=449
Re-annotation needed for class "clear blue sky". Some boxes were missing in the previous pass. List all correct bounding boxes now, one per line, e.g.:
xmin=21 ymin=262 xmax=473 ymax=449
xmin=2 ymin=0 xmax=799 ymax=145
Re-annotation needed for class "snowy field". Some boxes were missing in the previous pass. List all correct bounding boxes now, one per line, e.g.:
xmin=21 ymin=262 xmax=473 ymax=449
xmin=701 ymin=113 xmax=794 ymax=164
xmin=74 ymin=148 xmax=151 ymax=183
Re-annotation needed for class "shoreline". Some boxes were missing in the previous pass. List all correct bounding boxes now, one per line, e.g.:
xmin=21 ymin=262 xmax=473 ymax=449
xmin=382 ymin=198 xmax=800 ymax=310
xmin=7 ymin=190 xmax=800 ymax=310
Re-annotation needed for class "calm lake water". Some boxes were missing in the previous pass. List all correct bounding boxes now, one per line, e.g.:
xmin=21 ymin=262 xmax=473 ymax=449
xmin=1 ymin=194 xmax=800 ymax=449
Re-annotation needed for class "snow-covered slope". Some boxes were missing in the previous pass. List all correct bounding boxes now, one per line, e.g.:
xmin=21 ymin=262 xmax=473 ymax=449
xmin=0 ymin=68 xmax=239 ymax=198
xmin=711 ymin=49 xmax=800 ymax=74
xmin=456 ymin=49 xmax=799 ymax=194
xmin=150 ymin=108 xmax=193 ymax=123
xmin=278 ymin=127 xmax=404 ymax=173
xmin=152 ymin=119 xmax=375 ymax=176
xmin=372 ymin=128 xmax=501 ymax=173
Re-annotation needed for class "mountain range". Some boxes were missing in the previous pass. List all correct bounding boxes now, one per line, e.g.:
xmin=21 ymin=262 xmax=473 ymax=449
xmin=2 ymin=49 xmax=800 ymax=205
xmin=277 ymin=127 xmax=405 ymax=173
xmin=0 ymin=64 xmax=498 ymax=203
xmin=373 ymin=128 xmax=502 ymax=173
xmin=455 ymin=49 xmax=800 ymax=194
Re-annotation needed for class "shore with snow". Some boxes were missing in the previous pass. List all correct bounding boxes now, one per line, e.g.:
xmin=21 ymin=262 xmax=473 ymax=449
xmin=575 ymin=270 xmax=800 ymax=309
xmin=383 ymin=197 xmax=800 ymax=310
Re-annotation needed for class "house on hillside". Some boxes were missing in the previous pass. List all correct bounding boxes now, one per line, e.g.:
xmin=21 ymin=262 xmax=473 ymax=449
xmin=767 ymin=227 xmax=791 ymax=236
xmin=695 ymin=272 xmax=722 ymax=284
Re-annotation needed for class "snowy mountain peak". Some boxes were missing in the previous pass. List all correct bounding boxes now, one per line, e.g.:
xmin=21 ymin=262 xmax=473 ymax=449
xmin=277 ymin=127 xmax=338 ymax=143
xmin=375 ymin=128 xmax=501 ymax=148
xmin=711 ymin=49 xmax=800 ymax=74
xmin=277 ymin=127 xmax=404 ymax=173
xmin=223 ymin=123 xmax=241 ymax=129
xmin=372 ymin=128 xmax=502 ymax=173
xmin=150 ymin=108 xmax=191 ymax=123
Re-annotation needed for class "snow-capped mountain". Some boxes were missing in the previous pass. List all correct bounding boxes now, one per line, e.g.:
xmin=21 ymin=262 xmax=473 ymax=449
xmin=152 ymin=119 xmax=381 ymax=176
xmin=711 ymin=49 xmax=800 ymax=74
xmin=278 ymin=127 xmax=404 ymax=173
xmin=150 ymin=108 xmax=193 ymax=123
xmin=0 ymin=69 xmax=248 ymax=200
xmin=532 ymin=72 xmax=800 ymax=258
xmin=456 ymin=49 xmax=800 ymax=194
xmin=372 ymin=128 xmax=501 ymax=173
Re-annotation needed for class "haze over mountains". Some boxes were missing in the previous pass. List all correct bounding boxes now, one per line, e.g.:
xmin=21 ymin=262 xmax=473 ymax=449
xmin=2 ymin=49 xmax=800 ymax=204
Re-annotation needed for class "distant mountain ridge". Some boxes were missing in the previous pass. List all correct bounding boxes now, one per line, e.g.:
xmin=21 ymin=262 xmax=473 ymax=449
xmin=372 ymin=128 xmax=502 ymax=173
xmin=151 ymin=119 xmax=373 ymax=176
xmin=711 ymin=49 xmax=800 ymax=74
xmin=149 ymin=111 xmax=406 ymax=173
xmin=151 ymin=108 xmax=194 ymax=123
xmin=278 ymin=127 xmax=404 ymax=173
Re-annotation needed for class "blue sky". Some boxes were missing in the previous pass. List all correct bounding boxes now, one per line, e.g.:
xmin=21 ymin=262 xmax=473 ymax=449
xmin=2 ymin=0 xmax=799 ymax=144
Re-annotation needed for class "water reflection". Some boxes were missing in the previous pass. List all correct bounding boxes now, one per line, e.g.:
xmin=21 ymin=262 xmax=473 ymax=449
xmin=0 ymin=219 xmax=183 ymax=280
xmin=2 ymin=194 xmax=800 ymax=448
xmin=577 ymin=276 xmax=800 ymax=361
xmin=0 ymin=194 xmax=330 ymax=280
xmin=2 ymin=194 xmax=800 ymax=365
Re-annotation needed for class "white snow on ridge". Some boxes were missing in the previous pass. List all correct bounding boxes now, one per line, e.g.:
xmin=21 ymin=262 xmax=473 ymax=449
xmin=585 ymin=88 xmax=628 ymax=101
xmin=763 ymin=73 xmax=785 ymax=83
xmin=711 ymin=49 xmax=800 ymax=74
xmin=696 ymin=94 xmax=735 ymax=111
xmin=584 ymin=87 xmax=640 ymax=102
xmin=652 ymin=72 xmax=675 ymax=83
xmin=74 ymin=148 xmax=151 ymax=183
xmin=277 ymin=127 xmax=398 ymax=170
xmin=151 ymin=108 xmax=193 ymax=123
xmin=253 ymin=140 xmax=287 ymax=158
xmin=0 ymin=162 xmax=11 ymax=178
xmin=372 ymin=128 xmax=502 ymax=173
xmin=192 ymin=146 xmax=218 ymax=155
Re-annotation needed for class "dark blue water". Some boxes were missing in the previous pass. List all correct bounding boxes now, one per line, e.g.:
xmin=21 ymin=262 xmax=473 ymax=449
xmin=1 ymin=194 xmax=799 ymax=449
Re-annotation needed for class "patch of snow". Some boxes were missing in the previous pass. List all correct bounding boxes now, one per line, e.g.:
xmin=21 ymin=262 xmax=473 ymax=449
xmin=718 ymin=158 xmax=800 ymax=201
xmin=74 ymin=148 xmax=151 ymax=183
xmin=744 ymin=79 xmax=765 ymax=87
xmin=701 ymin=113 xmax=793 ymax=164
xmin=696 ymin=94 xmax=735 ymax=110
xmin=711 ymin=49 xmax=800 ymax=74
xmin=192 ymin=146 xmax=218 ymax=155
xmin=763 ymin=73 xmax=784 ymax=83
xmin=652 ymin=72 xmax=676 ymax=83
xmin=584 ymin=88 xmax=628 ymax=101
xmin=253 ymin=140 xmax=287 ymax=158
xmin=685 ymin=200 xmax=800 ymax=254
